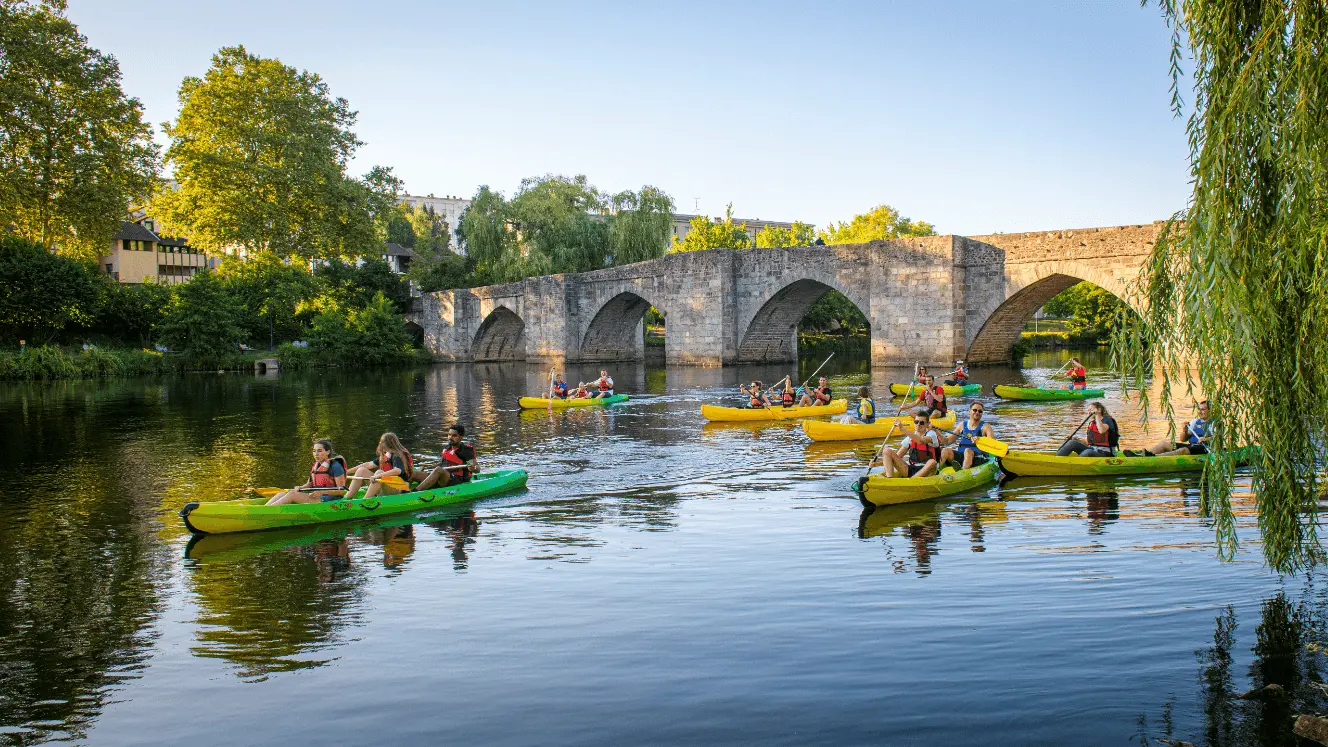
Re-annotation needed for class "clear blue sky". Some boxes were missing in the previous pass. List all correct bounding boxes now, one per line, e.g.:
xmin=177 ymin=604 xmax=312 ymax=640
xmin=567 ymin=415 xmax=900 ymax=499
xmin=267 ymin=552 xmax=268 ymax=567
xmin=70 ymin=0 xmax=1189 ymax=236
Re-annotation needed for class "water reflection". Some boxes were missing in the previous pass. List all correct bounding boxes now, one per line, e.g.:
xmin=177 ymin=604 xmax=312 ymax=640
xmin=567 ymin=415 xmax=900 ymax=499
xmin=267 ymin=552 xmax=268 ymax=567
xmin=0 ymin=347 xmax=1282 ymax=745
xmin=1138 ymin=582 xmax=1328 ymax=746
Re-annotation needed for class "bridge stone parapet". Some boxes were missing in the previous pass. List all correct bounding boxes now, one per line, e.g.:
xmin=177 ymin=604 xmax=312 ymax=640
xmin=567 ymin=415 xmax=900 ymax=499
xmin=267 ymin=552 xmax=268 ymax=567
xmin=412 ymin=222 xmax=1163 ymax=367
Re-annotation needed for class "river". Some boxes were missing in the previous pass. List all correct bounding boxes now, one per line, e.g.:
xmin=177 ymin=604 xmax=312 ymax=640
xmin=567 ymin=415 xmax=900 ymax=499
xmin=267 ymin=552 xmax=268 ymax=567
xmin=0 ymin=349 xmax=1319 ymax=746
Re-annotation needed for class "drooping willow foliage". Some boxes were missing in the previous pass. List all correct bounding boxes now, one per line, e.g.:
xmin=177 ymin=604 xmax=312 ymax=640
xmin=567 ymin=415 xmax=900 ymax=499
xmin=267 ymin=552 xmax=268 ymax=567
xmin=1112 ymin=1 xmax=1328 ymax=572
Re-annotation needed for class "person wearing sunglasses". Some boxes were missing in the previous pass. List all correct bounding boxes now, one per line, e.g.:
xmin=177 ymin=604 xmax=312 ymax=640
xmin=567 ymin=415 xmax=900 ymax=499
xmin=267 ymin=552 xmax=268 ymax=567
xmin=941 ymin=403 xmax=994 ymax=470
xmin=1140 ymin=400 xmax=1214 ymax=457
xmin=872 ymin=414 xmax=943 ymax=478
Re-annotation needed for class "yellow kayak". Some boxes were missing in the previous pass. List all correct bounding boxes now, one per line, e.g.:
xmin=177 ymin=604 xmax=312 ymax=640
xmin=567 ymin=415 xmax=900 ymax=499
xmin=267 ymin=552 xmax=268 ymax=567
xmin=518 ymin=394 xmax=628 ymax=409
xmin=857 ymin=461 xmax=999 ymax=506
xmin=801 ymin=412 xmax=957 ymax=441
xmin=997 ymin=449 xmax=1246 ymax=477
xmin=701 ymin=399 xmax=847 ymax=422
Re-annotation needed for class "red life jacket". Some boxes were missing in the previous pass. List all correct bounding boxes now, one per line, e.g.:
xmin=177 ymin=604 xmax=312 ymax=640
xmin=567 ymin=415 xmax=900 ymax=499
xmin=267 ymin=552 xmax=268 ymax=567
xmin=749 ymin=393 xmax=765 ymax=408
xmin=442 ymin=444 xmax=474 ymax=478
xmin=1087 ymin=420 xmax=1113 ymax=448
xmin=597 ymin=377 xmax=612 ymax=392
xmin=926 ymin=387 xmax=947 ymax=414
xmin=310 ymin=456 xmax=348 ymax=489
xmin=1070 ymin=366 xmax=1087 ymax=384
xmin=908 ymin=433 xmax=939 ymax=465
xmin=378 ymin=449 xmax=413 ymax=476
xmin=814 ymin=386 xmax=830 ymax=404
xmin=781 ymin=390 xmax=795 ymax=406
xmin=553 ymin=382 xmax=568 ymax=398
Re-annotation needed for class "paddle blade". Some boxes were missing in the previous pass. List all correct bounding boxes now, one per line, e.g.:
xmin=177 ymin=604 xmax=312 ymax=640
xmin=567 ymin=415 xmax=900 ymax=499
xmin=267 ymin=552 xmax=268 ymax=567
xmin=253 ymin=487 xmax=284 ymax=498
xmin=975 ymin=436 xmax=1009 ymax=457
xmin=378 ymin=474 xmax=411 ymax=491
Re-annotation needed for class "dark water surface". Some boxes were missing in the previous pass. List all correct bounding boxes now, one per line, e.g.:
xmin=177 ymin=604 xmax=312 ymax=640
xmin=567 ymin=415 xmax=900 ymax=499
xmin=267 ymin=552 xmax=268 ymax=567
xmin=1 ymin=350 xmax=1319 ymax=746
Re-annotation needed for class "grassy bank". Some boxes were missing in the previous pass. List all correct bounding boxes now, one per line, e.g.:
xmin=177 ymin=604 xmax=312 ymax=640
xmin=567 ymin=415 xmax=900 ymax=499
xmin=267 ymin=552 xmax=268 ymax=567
xmin=0 ymin=345 xmax=432 ymax=381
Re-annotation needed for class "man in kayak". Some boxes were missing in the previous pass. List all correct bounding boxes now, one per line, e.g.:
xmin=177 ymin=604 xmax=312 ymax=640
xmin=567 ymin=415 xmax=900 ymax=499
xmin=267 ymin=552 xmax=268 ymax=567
xmin=798 ymin=376 xmax=833 ymax=407
xmin=1060 ymin=357 xmax=1088 ymax=390
xmin=266 ymin=439 xmax=348 ymax=505
xmin=839 ymin=386 xmax=877 ymax=424
xmin=1139 ymin=400 xmax=1214 ymax=456
xmin=740 ymin=380 xmax=771 ymax=408
xmin=906 ymin=375 xmax=947 ymax=418
xmin=592 ymin=369 xmax=615 ymax=399
xmin=416 ymin=424 xmax=479 ymax=489
xmin=873 ymin=414 xmax=942 ymax=478
xmin=941 ymin=402 xmax=994 ymax=469
xmin=1055 ymin=402 xmax=1119 ymax=457
xmin=551 ymin=374 xmax=569 ymax=399
xmin=944 ymin=360 xmax=969 ymax=387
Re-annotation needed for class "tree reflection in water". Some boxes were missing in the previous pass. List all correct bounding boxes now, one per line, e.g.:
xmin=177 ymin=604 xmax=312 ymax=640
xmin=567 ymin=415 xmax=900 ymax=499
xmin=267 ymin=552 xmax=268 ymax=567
xmin=1137 ymin=584 xmax=1328 ymax=746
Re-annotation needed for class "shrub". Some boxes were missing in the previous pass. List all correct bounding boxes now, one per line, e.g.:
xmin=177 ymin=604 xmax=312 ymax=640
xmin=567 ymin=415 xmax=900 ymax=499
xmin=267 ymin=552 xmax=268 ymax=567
xmin=0 ymin=236 xmax=104 ymax=344
xmin=156 ymin=270 xmax=246 ymax=367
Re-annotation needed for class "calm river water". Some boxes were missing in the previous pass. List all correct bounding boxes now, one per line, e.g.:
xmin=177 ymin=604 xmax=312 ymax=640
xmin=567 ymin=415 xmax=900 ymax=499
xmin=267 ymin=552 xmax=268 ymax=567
xmin=1 ymin=349 xmax=1321 ymax=746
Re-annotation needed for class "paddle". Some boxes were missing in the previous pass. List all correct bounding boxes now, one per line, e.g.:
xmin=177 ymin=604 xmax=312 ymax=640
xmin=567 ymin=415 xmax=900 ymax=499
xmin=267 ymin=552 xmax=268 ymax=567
xmin=254 ymin=473 xmax=411 ymax=498
xmin=796 ymin=353 xmax=836 ymax=403
xmin=864 ymin=420 xmax=899 ymax=478
xmin=1057 ymin=413 xmax=1095 ymax=453
xmin=974 ymin=436 xmax=1010 ymax=458
xmin=547 ymin=368 xmax=555 ymax=410
xmin=898 ymin=362 xmax=919 ymax=414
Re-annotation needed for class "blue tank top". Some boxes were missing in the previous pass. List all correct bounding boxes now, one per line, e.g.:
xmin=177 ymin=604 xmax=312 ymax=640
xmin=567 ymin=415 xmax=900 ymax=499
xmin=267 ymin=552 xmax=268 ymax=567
xmin=1188 ymin=417 xmax=1211 ymax=444
xmin=958 ymin=419 xmax=986 ymax=448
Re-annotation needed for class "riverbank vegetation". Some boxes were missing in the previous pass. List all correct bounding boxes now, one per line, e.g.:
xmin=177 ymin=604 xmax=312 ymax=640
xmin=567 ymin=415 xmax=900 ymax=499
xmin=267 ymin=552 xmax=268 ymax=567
xmin=0 ymin=235 xmax=423 ymax=379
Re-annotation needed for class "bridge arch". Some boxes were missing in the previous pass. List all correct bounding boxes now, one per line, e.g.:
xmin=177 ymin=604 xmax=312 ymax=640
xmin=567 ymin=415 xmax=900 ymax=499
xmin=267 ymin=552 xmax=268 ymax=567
xmin=579 ymin=291 xmax=661 ymax=362
xmin=737 ymin=277 xmax=869 ymax=363
xmin=471 ymin=306 xmax=526 ymax=361
xmin=965 ymin=262 xmax=1138 ymax=364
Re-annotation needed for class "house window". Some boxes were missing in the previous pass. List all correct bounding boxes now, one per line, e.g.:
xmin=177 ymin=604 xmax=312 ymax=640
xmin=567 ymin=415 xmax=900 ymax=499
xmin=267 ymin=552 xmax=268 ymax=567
xmin=105 ymin=263 xmax=113 ymax=273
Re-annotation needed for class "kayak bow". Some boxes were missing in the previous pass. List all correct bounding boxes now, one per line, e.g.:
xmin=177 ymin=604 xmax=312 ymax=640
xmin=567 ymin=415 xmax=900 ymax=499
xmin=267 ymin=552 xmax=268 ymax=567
xmin=857 ymin=461 xmax=999 ymax=506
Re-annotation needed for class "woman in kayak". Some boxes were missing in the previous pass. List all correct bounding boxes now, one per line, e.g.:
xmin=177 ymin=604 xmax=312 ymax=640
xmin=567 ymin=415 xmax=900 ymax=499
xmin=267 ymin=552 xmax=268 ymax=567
xmin=798 ymin=376 xmax=833 ymax=407
xmin=941 ymin=402 xmax=994 ymax=469
xmin=873 ymin=414 xmax=942 ymax=478
xmin=907 ymin=376 xmax=948 ymax=418
xmin=1140 ymin=400 xmax=1214 ymax=456
xmin=740 ymin=380 xmax=770 ymax=408
xmin=840 ymin=386 xmax=877 ymax=424
xmin=1060 ymin=358 xmax=1088 ymax=390
xmin=345 ymin=432 xmax=414 ymax=500
xmin=1055 ymin=402 xmax=1119 ymax=457
xmin=944 ymin=360 xmax=969 ymax=387
xmin=777 ymin=377 xmax=796 ymax=407
xmin=265 ymin=439 xmax=348 ymax=505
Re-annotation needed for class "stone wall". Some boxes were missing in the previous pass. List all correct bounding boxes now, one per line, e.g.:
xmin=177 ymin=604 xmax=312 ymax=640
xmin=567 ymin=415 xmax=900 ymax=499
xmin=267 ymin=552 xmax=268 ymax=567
xmin=411 ymin=222 xmax=1165 ymax=367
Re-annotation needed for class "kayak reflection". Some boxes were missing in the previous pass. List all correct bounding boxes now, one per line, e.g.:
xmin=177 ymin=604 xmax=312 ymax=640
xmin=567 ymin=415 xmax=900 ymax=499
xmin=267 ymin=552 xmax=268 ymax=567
xmin=857 ymin=500 xmax=1009 ymax=575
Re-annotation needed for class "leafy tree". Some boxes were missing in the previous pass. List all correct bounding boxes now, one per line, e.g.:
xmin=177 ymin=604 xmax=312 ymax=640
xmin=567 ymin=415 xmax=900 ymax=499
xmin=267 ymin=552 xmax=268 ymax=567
xmin=312 ymin=257 xmax=409 ymax=311
xmin=407 ymin=203 xmax=450 ymax=254
xmin=669 ymin=204 xmax=751 ymax=253
xmin=94 ymin=281 xmax=171 ymax=347
xmin=308 ymin=292 xmax=411 ymax=364
xmin=0 ymin=0 xmax=159 ymax=258
xmin=510 ymin=174 xmax=609 ymax=274
xmin=0 ymin=235 xmax=103 ymax=343
xmin=755 ymin=221 xmax=817 ymax=249
xmin=153 ymin=45 xmax=399 ymax=259
xmin=819 ymin=204 xmax=935 ymax=244
xmin=407 ymin=249 xmax=470 ymax=293
xmin=798 ymin=291 xmax=868 ymax=335
xmin=156 ymin=270 xmax=245 ymax=364
xmin=1112 ymin=1 xmax=1328 ymax=572
xmin=218 ymin=252 xmax=317 ymax=349
xmin=384 ymin=203 xmax=415 ymax=248
xmin=457 ymin=186 xmax=524 ymax=284
xmin=1040 ymin=282 xmax=1130 ymax=339
xmin=608 ymin=186 xmax=675 ymax=265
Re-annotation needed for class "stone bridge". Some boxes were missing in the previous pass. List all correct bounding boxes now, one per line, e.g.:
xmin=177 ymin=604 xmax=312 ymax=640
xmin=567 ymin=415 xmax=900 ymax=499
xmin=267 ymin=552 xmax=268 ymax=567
xmin=408 ymin=222 xmax=1163 ymax=367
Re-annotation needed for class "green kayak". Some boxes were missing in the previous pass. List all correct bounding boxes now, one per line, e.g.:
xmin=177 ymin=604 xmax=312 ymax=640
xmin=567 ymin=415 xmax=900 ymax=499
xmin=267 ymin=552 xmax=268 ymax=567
xmin=993 ymin=384 xmax=1105 ymax=401
xmin=180 ymin=469 xmax=527 ymax=535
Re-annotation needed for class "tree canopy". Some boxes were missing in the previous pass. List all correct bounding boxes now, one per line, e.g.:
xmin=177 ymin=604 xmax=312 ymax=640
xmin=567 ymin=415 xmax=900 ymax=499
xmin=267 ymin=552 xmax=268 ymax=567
xmin=669 ymin=205 xmax=752 ymax=253
xmin=1113 ymin=1 xmax=1328 ymax=572
xmin=819 ymin=204 xmax=935 ymax=243
xmin=153 ymin=45 xmax=400 ymax=259
xmin=755 ymin=221 xmax=817 ymax=249
xmin=0 ymin=0 xmax=159 ymax=258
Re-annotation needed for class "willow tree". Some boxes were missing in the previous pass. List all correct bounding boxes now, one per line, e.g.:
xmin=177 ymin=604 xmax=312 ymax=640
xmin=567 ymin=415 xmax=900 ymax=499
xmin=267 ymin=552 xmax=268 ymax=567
xmin=1114 ymin=2 xmax=1328 ymax=571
